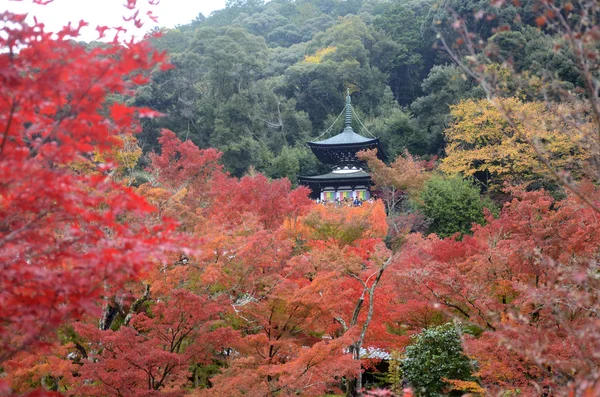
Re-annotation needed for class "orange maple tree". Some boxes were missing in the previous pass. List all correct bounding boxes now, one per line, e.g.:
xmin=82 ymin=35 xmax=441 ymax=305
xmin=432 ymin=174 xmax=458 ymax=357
xmin=60 ymin=131 xmax=407 ymax=397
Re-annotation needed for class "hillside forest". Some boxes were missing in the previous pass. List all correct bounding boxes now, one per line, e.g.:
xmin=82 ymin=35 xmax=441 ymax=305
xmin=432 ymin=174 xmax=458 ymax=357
xmin=2 ymin=0 xmax=600 ymax=396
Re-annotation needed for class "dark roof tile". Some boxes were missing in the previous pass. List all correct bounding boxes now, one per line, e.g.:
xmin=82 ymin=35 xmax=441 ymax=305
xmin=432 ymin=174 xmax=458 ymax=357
xmin=298 ymin=170 xmax=371 ymax=181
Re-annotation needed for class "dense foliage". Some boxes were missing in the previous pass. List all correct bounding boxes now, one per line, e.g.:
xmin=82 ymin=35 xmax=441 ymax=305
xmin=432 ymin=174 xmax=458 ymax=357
xmin=418 ymin=176 xmax=495 ymax=238
xmin=441 ymin=98 xmax=589 ymax=190
xmin=132 ymin=0 xmax=539 ymax=178
xmin=4 ymin=0 xmax=600 ymax=396
xmin=0 ymin=3 xmax=175 ymax=373
xmin=396 ymin=185 xmax=600 ymax=395
xmin=132 ymin=0 xmax=584 ymax=182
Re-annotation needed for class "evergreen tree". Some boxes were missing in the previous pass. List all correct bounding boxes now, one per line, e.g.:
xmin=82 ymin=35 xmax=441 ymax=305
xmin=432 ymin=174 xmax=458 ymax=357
xmin=402 ymin=323 xmax=477 ymax=397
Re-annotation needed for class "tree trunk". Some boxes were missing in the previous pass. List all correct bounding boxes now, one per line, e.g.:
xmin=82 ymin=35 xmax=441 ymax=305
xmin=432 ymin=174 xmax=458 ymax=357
xmin=347 ymin=255 xmax=394 ymax=396
xmin=99 ymin=303 xmax=118 ymax=330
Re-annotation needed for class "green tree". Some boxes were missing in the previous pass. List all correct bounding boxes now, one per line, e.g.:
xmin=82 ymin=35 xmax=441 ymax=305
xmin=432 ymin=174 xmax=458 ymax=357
xmin=133 ymin=51 xmax=208 ymax=151
xmin=411 ymin=65 xmax=485 ymax=154
xmin=268 ymin=146 xmax=301 ymax=183
xmin=149 ymin=27 xmax=194 ymax=54
xmin=299 ymin=15 xmax=335 ymax=41
xmin=266 ymin=43 xmax=307 ymax=76
xmin=421 ymin=0 xmax=531 ymax=46
xmin=284 ymin=15 xmax=386 ymax=127
xmin=236 ymin=7 xmax=289 ymax=40
xmin=220 ymin=135 xmax=272 ymax=177
xmin=365 ymin=88 xmax=428 ymax=157
xmin=484 ymin=27 xmax=581 ymax=97
xmin=372 ymin=0 xmax=434 ymax=105
xmin=402 ymin=323 xmax=477 ymax=397
xmin=418 ymin=175 xmax=495 ymax=238
xmin=226 ymin=0 xmax=265 ymax=10
xmin=199 ymin=27 xmax=269 ymax=100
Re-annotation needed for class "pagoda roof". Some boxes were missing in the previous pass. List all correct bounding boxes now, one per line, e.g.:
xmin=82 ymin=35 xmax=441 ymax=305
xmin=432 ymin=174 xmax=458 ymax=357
xmin=306 ymin=134 xmax=383 ymax=166
xmin=306 ymin=90 xmax=385 ymax=164
xmin=308 ymin=126 xmax=378 ymax=147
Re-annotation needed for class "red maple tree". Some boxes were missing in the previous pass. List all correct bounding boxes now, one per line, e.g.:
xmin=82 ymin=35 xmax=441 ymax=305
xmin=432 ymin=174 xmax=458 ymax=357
xmin=396 ymin=186 xmax=600 ymax=394
xmin=0 ymin=2 xmax=176 ymax=394
xmin=73 ymin=289 xmax=234 ymax=396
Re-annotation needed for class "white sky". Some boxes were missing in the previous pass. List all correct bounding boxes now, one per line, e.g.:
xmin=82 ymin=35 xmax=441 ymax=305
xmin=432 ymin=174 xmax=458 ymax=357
xmin=2 ymin=0 xmax=227 ymax=41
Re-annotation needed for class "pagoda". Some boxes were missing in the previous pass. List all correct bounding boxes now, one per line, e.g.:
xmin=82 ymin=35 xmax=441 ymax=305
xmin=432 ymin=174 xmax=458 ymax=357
xmin=298 ymin=91 xmax=384 ymax=201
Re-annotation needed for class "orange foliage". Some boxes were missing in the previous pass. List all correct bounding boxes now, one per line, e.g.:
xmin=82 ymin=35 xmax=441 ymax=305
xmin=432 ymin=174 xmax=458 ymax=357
xmin=358 ymin=149 xmax=431 ymax=198
xmin=442 ymin=378 xmax=485 ymax=395
xmin=4 ymin=344 xmax=77 ymax=393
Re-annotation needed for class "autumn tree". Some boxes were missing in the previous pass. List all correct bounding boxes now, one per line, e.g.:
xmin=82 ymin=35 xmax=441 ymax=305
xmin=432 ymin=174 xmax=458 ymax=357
xmin=441 ymin=0 xmax=600 ymax=208
xmin=181 ymin=198 xmax=403 ymax=397
xmin=135 ymin=128 xmax=224 ymax=233
xmin=73 ymin=290 xmax=233 ymax=397
xmin=396 ymin=186 xmax=600 ymax=394
xmin=8 ymin=130 xmax=327 ymax=396
xmin=431 ymin=2 xmax=600 ymax=393
xmin=358 ymin=149 xmax=431 ymax=241
xmin=441 ymin=97 xmax=589 ymax=190
xmin=297 ymin=203 xmax=409 ymax=396
xmin=3 ymin=343 xmax=79 ymax=394
xmin=135 ymin=133 xmax=356 ymax=396
xmin=0 ymin=4 xmax=178 ymax=392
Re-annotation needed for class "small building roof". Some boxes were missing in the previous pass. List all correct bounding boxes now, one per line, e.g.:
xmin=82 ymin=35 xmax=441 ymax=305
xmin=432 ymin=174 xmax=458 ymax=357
xmin=298 ymin=170 xmax=371 ymax=181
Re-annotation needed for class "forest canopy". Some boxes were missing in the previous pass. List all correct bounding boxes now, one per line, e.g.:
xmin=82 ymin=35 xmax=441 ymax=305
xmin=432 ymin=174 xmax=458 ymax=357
xmin=132 ymin=0 xmax=493 ymax=178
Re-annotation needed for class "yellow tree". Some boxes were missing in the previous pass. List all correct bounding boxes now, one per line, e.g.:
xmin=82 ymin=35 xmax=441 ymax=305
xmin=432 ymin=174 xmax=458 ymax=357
xmin=441 ymin=97 xmax=589 ymax=190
